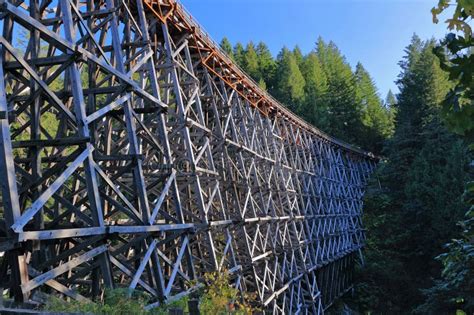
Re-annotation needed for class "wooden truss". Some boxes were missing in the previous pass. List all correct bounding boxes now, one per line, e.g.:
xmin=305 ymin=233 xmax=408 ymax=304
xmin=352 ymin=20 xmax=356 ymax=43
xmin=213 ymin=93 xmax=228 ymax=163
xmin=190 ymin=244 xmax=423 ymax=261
xmin=0 ymin=0 xmax=377 ymax=313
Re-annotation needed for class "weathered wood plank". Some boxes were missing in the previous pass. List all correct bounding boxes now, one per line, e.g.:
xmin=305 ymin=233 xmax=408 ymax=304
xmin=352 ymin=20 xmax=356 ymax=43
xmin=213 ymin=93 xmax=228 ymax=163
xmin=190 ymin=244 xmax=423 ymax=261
xmin=21 ymin=245 xmax=108 ymax=293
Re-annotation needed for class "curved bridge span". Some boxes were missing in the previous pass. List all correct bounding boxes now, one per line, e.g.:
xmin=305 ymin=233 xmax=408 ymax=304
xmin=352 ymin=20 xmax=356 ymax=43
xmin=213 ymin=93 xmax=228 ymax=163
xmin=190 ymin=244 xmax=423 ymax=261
xmin=0 ymin=0 xmax=377 ymax=313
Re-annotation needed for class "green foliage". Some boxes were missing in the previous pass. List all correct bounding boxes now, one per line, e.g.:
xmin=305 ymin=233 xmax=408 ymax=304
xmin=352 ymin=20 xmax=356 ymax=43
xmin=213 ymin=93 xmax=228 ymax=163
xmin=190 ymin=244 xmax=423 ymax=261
xmin=416 ymin=1 xmax=474 ymax=313
xmin=351 ymin=35 xmax=472 ymax=313
xmin=256 ymin=42 xmax=276 ymax=88
xmin=273 ymin=47 xmax=306 ymax=111
xmin=45 ymin=288 xmax=187 ymax=315
xmin=45 ymin=288 xmax=152 ymax=314
xmin=225 ymin=36 xmax=395 ymax=153
xmin=384 ymin=89 xmax=398 ymax=130
xmin=224 ymin=39 xmax=275 ymax=89
xmin=314 ymin=38 xmax=366 ymax=146
xmin=416 ymin=181 xmax=474 ymax=313
xmin=258 ymin=78 xmax=267 ymax=90
xmin=243 ymin=42 xmax=260 ymax=80
xmin=233 ymin=42 xmax=245 ymax=67
xmin=220 ymin=37 xmax=234 ymax=60
xmin=432 ymin=0 xmax=474 ymax=36
xmin=432 ymin=1 xmax=474 ymax=139
xmin=155 ymin=296 xmax=190 ymax=315
xmin=385 ymin=89 xmax=397 ymax=108
xmin=199 ymin=271 xmax=254 ymax=315
xmin=300 ymin=52 xmax=329 ymax=129
xmin=292 ymin=45 xmax=304 ymax=67
xmin=44 ymin=273 xmax=255 ymax=315
xmin=355 ymin=62 xmax=394 ymax=152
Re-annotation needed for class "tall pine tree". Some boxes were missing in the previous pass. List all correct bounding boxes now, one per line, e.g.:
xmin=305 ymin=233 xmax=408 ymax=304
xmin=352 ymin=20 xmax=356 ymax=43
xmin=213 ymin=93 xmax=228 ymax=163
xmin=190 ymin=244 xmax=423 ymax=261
xmin=243 ymin=42 xmax=260 ymax=80
xmin=354 ymin=35 xmax=470 ymax=313
xmin=220 ymin=37 xmax=234 ymax=60
xmin=355 ymin=62 xmax=394 ymax=153
xmin=385 ymin=89 xmax=397 ymax=108
xmin=273 ymin=47 xmax=306 ymax=112
xmin=417 ymin=3 xmax=474 ymax=311
xmin=233 ymin=42 xmax=245 ymax=68
xmin=300 ymin=52 xmax=329 ymax=128
xmin=256 ymin=42 xmax=276 ymax=89
xmin=293 ymin=45 xmax=304 ymax=67
xmin=315 ymin=38 xmax=365 ymax=145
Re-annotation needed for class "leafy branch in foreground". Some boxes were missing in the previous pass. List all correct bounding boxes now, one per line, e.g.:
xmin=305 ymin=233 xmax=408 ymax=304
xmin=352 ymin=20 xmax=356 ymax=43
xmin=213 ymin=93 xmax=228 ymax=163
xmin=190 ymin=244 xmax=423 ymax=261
xmin=432 ymin=0 xmax=474 ymax=139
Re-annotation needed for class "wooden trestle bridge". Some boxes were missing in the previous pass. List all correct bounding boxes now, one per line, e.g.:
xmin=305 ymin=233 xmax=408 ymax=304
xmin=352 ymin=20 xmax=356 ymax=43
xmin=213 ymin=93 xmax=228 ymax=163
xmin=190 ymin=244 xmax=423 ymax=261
xmin=0 ymin=0 xmax=377 ymax=313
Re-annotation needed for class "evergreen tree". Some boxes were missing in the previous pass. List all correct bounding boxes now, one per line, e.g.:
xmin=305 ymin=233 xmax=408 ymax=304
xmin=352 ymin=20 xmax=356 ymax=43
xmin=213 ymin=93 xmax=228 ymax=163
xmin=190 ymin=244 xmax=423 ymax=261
xmin=355 ymin=62 xmax=394 ymax=152
xmin=385 ymin=89 xmax=397 ymax=108
xmin=315 ymin=38 xmax=365 ymax=145
xmin=293 ymin=45 xmax=304 ymax=67
xmin=417 ymin=3 xmax=474 ymax=312
xmin=273 ymin=47 xmax=305 ymax=112
xmin=385 ymin=89 xmax=398 ymax=133
xmin=233 ymin=42 xmax=245 ymax=68
xmin=300 ymin=52 xmax=329 ymax=128
xmin=243 ymin=42 xmax=260 ymax=80
xmin=220 ymin=37 xmax=234 ymax=60
xmin=256 ymin=42 xmax=276 ymax=89
xmin=354 ymin=36 xmax=470 ymax=313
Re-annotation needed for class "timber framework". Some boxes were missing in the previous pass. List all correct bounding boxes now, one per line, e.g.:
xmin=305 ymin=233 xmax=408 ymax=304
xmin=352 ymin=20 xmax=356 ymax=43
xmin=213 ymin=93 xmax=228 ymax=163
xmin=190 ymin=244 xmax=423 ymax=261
xmin=0 ymin=0 xmax=377 ymax=313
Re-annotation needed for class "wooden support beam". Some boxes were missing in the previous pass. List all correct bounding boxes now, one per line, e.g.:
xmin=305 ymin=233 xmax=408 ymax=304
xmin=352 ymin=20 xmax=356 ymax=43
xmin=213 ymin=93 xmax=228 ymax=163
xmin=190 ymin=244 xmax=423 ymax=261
xmin=21 ymin=245 xmax=108 ymax=294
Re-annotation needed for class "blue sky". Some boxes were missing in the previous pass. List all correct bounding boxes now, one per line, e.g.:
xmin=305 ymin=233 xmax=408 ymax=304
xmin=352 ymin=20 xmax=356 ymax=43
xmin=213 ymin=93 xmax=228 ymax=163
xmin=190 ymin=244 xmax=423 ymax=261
xmin=179 ymin=0 xmax=450 ymax=100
